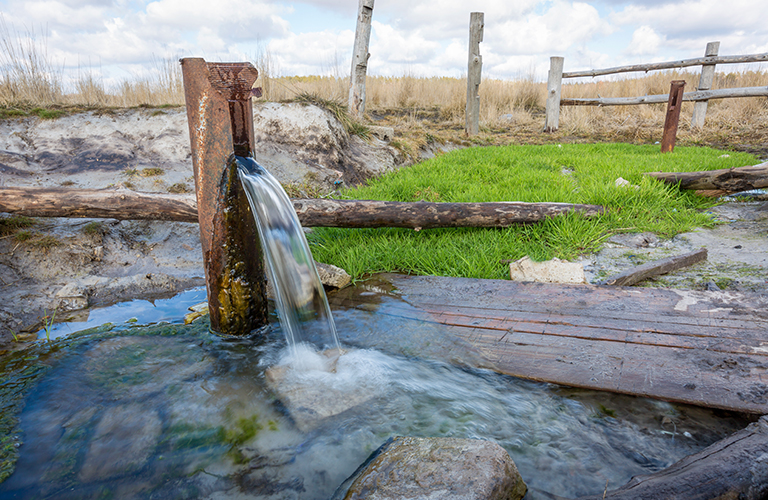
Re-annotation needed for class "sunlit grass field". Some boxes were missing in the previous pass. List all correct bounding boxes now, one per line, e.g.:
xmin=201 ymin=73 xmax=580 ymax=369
xmin=307 ymin=143 xmax=757 ymax=280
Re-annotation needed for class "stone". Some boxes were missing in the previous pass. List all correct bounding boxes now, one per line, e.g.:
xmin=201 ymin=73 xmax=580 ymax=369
xmin=607 ymin=232 xmax=659 ymax=248
xmin=368 ymin=126 xmax=394 ymax=142
xmin=315 ymin=261 xmax=351 ymax=289
xmin=336 ymin=436 xmax=527 ymax=500
xmin=265 ymin=349 xmax=379 ymax=432
xmin=78 ymin=403 xmax=162 ymax=482
xmin=54 ymin=282 xmax=90 ymax=311
xmin=509 ymin=256 xmax=586 ymax=284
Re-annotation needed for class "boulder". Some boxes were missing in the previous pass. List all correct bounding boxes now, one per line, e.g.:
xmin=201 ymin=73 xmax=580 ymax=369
xmin=335 ymin=436 xmax=527 ymax=500
xmin=315 ymin=261 xmax=351 ymax=289
xmin=509 ymin=256 xmax=586 ymax=284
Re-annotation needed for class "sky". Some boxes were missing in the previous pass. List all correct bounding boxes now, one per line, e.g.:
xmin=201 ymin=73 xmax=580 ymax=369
xmin=1 ymin=0 xmax=767 ymax=88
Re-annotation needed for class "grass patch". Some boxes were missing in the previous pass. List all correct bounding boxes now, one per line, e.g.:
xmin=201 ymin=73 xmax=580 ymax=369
xmin=82 ymin=221 xmax=105 ymax=237
xmin=292 ymin=92 xmax=370 ymax=139
xmin=140 ymin=167 xmax=164 ymax=177
xmin=308 ymin=143 xmax=756 ymax=280
xmin=0 ymin=215 xmax=36 ymax=236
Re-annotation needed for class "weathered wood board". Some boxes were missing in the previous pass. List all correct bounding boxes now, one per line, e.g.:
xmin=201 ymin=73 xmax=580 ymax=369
xmin=332 ymin=274 xmax=768 ymax=414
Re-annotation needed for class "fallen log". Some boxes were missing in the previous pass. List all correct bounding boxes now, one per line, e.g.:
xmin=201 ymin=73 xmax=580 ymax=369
xmin=290 ymin=198 xmax=604 ymax=228
xmin=0 ymin=186 xmax=605 ymax=228
xmin=597 ymin=248 xmax=708 ymax=286
xmin=577 ymin=416 xmax=768 ymax=500
xmin=644 ymin=161 xmax=768 ymax=194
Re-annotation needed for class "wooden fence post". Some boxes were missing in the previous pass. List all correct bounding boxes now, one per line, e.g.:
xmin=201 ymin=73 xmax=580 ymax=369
xmin=544 ymin=56 xmax=564 ymax=132
xmin=691 ymin=41 xmax=720 ymax=129
xmin=661 ymin=80 xmax=686 ymax=153
xmin=348 ymin=0 xmax=374 ymax=119
xmin=465 ymin=12 xmax=484 ymax=136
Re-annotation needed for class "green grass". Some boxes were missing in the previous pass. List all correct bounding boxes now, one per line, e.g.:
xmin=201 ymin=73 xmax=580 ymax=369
xmin=307 ymin=143 xmax=756 ymax=280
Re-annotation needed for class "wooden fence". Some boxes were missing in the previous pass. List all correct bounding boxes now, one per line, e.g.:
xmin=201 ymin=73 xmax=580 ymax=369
xmin=544 ymin=41 xmax=768 ymax=132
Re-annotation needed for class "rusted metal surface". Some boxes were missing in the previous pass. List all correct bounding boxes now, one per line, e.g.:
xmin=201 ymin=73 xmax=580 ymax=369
xmin=661 ymin=80 xmax=686 ymax=153
xmin=180 ymin=58 xmax=267 ymax=335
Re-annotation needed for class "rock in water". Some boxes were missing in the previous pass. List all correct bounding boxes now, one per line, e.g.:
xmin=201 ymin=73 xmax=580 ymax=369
xmin=265 ymin=348 xmax=381 ymax=432
xmin=336 ymin=436 xmax=527 ymax=500
xmin=78 ymin=403 xmax=161 ymax=482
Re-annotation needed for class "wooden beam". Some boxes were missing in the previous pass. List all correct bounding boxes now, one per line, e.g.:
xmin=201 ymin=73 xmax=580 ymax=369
xmin=465 ymin=12 xmax=484 ymax=136
xmin=544 ymin=56 xmax=564 ymax=132
xmin=644 ymin=162 xmax=768 ymax=192
xmin=562 ymin=52 xmax=768 ymax=79
xmin=0 ymin=186 xmax=605 ymax=228
xmin=691 ymin=41 xmax=720 ymax=129
xmin=348 ymin=0 xmax=374 ymax=118
xmin=561 ymin=86 xmax=768 ymax=106
xmin=597 ymin=248 xmax=708 ymax=287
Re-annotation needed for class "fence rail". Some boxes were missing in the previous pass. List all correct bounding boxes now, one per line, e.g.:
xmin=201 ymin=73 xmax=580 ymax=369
xmin=544 ymin=41 xmax=768 ymax=132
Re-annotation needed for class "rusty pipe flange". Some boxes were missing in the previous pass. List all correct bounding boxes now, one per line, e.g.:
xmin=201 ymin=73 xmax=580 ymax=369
xmin=180 ymin=58 xmax=267 ymax=335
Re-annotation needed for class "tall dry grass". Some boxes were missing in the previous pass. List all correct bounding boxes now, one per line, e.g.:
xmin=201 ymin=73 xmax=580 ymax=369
xmin=1 ymin=18 xmax=766 ymax=144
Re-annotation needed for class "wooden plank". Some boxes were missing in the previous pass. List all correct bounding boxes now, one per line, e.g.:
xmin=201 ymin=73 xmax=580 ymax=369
xmin=561 ymin=86 xmax=768 ymax=106
xmin=562 ymin=52 xmax=768 ymax=78
xmin=598 ymin=248 xmax=708 ymax=286
xmin=334 ymin=274 xmax=768 ymax=414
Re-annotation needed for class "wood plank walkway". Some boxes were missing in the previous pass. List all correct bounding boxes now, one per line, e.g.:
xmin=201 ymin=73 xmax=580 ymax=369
xmin=333 ymin=274 xmax=768 ymax=414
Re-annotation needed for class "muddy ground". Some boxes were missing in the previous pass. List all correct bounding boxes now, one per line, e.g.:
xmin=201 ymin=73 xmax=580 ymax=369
xmin=0 ymin=105 xmax=766 ymax=350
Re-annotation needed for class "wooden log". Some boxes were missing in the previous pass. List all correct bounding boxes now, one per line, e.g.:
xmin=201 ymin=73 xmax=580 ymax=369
xmin=464 ymin=12 xmax=484 ymax=136
xmin=544 ymin=56 xmax=564 ymax=132
xmin=0 ymin=186 xmax=605 ymax=228
xmin=597 ymin=248 xmax=707 ymax=286
xmin=562 ymin=52 xmax=768 ymax=79
xmin=690 ymin=41 xmax=719 ymax=129
xmin=644 ymin=162 xmax=768 ymax=192
xmin=561 ymin=86 xmax=768 ymax=106
xmin=576 ymin=416 xmax=768 ymax=500
xmin=348 ymin=0 xmax=374 ymax=119
xmin=0 ymin=186 xmax=200 ymax=222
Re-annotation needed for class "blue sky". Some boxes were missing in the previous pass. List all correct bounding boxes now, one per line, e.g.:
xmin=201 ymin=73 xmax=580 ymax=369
xmin=1 ymin=0 xmax=766 ymax=88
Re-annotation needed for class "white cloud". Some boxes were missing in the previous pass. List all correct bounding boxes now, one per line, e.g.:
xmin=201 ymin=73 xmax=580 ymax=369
xmin=269 ymin=29 xmax=355 ymax=76
xmin=611 ymin=0 xmax=768 ymax=54
xmin=488 ymin=1 xmax=611 ymax=56
xmin=626 ymin=25 xmax=663 ymax=56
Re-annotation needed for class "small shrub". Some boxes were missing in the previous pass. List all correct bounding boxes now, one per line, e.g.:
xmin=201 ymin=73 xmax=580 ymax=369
xmin=31 ymin=108 xmax=65 ymax=119
xmin=82 ymin=221 xmax=105 ymax=236
xmin=0 ymin=215 xmax=36 ymax=236
xmin=28 ymin=235 xmax=61 ymax=249
xmin=14 ymin=230 xmax=32 ymax=242
xmin=167 ymin=182 xmax=191 ymax=194
xmin=140 ymin=167 xmax=164 ymax=177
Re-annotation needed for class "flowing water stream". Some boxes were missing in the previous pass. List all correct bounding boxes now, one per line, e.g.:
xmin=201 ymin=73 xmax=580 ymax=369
xmin=0 ymin=157 xmax=753 ymax=499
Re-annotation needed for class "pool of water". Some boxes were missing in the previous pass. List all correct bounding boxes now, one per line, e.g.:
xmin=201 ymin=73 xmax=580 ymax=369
xmin=1 ymin=283 xmax=752 ymax=500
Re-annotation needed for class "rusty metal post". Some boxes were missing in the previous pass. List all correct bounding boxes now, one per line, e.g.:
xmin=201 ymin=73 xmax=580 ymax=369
xmin=661 ymin=80 xmax=686 ymax=153
xmin=180 ymin=58 xmax=268 ymax=335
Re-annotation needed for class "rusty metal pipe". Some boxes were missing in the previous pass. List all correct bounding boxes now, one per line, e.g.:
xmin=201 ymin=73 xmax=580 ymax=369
xmin=661 ymin=80 xmax=686 ymax=153
xmin=180 ymin=58 xmax=268 ymax=335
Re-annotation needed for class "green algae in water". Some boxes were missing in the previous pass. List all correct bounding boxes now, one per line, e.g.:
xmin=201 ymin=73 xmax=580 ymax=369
xmin=0 ymin=319 xmax=212 ymax=485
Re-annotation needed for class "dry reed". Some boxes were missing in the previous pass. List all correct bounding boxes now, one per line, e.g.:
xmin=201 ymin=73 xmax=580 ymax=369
xmin=1 ymin=19 xmax=766 ymax=150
